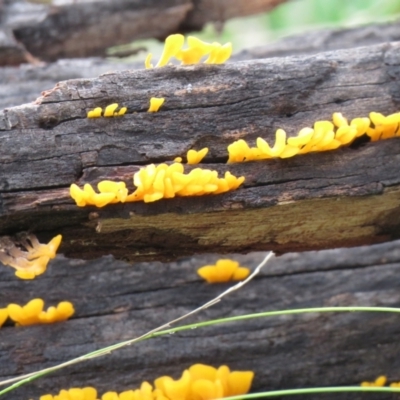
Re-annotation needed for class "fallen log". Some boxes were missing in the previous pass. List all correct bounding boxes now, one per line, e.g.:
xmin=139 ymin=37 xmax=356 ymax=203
xmin=1 ymin=240 xmax=400 ymax=399
xmin=0 ymin=0 xmax=286 ymax=64
xmin=1 ymin=42 xmax=400 ymax=262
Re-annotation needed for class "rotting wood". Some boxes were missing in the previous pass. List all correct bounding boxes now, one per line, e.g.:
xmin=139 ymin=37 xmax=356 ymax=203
xmin=1 ymin=240 xmax=400 ymax=399
xmin=1 ymin=18 xmax=400 ymax=110
xmin=0 ymin=0 xmax=287 ymax=64
xmin=1 ymin=42 xmax=400 ymax=261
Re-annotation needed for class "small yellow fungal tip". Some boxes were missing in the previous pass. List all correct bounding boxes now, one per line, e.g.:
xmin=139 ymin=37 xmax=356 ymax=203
xmin=197 ymin=259 xmax=250 ymax=283
xmin=87 ymin=107 xmax=102 ymax=118
xmin=187 ymin=147 xmax=208 ymax=164
xmin=0 ymin=308 xmax=8 ymax=328
xmin=104 ymin=103 xmax=119 ymax=117
xmin=205 ymin=42 xmax=232 ymax=64
xmin=148 ymin=97 xmax=165 ymax=113
xmin=145 ymin=53 xmax=153 ymax=69
xmin=156 ymin=34 xmax=185 ymax=68
xmin=361 ymin=376 xmax=387 ymax=387
xmin=116 ymin=107 xmax=127 ymax=116
xmin=174 ymin=157 xmax=182 ymax=162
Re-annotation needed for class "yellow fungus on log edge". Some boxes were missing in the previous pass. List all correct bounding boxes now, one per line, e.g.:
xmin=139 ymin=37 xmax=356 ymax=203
xmin=70 ymin=164 xmax=244 ymax=207
xmin=228 ymin=111 xmax=400 ymax=163
xmin=0 ymin=234 xmax=62 ymax=279
xmin=38 ymin=364 xmax=254 ymax=400
xmin=3 ymin=298 xmax=74 ymax=327
xmin=197 ymin=259 xmax=250 ymax=283
xmin=361 ymin=376 xmax=387 ymax=387
xmin=87 ymin=103 xmax=127 ymax=118
xmin=148 ymin=97 xmax=165 ymax=112
xmin=145 ymin=34 xmax=232 ymax=69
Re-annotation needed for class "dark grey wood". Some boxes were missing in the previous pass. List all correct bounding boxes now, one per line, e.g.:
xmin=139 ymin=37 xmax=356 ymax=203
xmin=0 ymin=0 xmax=286 ymax=64
xmin=1 ymin=43 xmax=400 ymax=261
xmin=1 ymin=240 xmax=400 ymax=399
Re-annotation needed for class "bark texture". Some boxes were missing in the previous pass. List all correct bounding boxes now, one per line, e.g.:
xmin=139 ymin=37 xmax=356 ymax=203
xmin=1 ymin=241 xmax=400 ymax=400
xmin=1 ymin=42 xmax=400 ymax=262
xmin=0 ymin=0 xmax=287 ymax=64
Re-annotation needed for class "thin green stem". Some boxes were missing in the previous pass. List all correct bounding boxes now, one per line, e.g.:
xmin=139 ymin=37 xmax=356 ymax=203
xmin=223 ymin=386 xmax=400 ymax=399
xmin=1 ymin=306 xmax=399 ymax=396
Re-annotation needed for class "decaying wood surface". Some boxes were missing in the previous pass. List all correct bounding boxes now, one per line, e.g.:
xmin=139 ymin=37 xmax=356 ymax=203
xmin=2 ymin=18 xmax=400 ymax=110
xmin=0 ymin=0 xmax=287 ymax=65
xmin=1 ymin=42 xmax=400 ymax=262
xmin=1 ymin=240 xmax=400 ymax=399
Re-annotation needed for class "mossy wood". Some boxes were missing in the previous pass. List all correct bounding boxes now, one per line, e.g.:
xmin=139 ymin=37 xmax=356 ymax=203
xmin=1 ymin=42 xmax=400 ymax=262
xmin=0 ymin=0 xmax=286 ymax=65
xmin=1 ymin=241 xmax=400 ymax=399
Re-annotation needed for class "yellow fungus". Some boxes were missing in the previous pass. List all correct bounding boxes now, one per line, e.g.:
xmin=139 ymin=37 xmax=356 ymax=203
xmin=87 ymin=107 xmax=102 ymax=118
xmin=0 ymin=234 xmax=62 ymax=279
xmin=145 ymin=53 xmax=153 ymax=69
xmin=104 ymin=103 xmax=119 ymax=117
xmin=173 ymin=157 xmax=182 ymax=163
xmin=197 ymin=259 xmax=250 ymax=283
xmin=205 ymin=42 xmax=233 ymax=64
xmin=40 ymin=387 xmax=97 ymax=400
xmin=156 ymin=34 xmax=185 ymax=68
xmin=187 ymin=148 xmax=208 ymax=164
xmin=148 ymin=97 xmax=165 ymax=113
xmin=116 ymin=107 xmax=127 ymax=116
xmin=0 ymin=308 xmax=8 ymax=328
xmin=7 ymin=298 xmax=74 ymax=326
xmin=361 ymin=375 xmax=387 ymax=387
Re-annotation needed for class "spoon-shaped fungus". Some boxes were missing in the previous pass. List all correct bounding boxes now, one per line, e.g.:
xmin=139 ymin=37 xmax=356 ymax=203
xmin=7 ymin=298 xmax=74 ymax=326
xmin=0 ymin=234 xmax=62 ymax=279
xmin=39 ymin=387 xmax=97 ymax=400
xmin=87 ymin=104 xmax=127 ymax=118
xmin=148 ymin=97 xmax=165 ymax=112
xmin=227 ymin=110 xmax=400 ymax=163
xmin=37 ymin=364 xmax=254 ymax=400
xmin=197 ymin=259 xmax=250 ymax=283
xmin=361 ymin=376 xmax=387 ymax=387
xmin=145 ymin=34 xmax=232 ymax=68
xmin=187 ymin=148 xmax=208 ymax=164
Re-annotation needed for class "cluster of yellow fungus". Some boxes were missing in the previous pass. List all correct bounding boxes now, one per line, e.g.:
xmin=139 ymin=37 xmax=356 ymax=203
xmin=40 ymin=387 xmax=97 ymax=400
xmin=70 ymin=163 xmax=244 ymax=207
xmin=39 ymin=364 xmax=254 ymax=400
xmin=87 ymin=103 xmax=127 ymax=118
xmin=361 ymin=375 xmax=400 ymax=388
xmin=173 ymin=147 xmax=208 ymax=164
xmin=145 ymin=34 xmax=232 ymax=69
xmin=0 ymin=234 xmax=62 ymax=279
xmin=197 ymin=259 xmax=250 ymax=283
xmin=227 ymin=111 xmax=400 ymax=163
xmin=2 ymin=298 xmax=74 ymax=326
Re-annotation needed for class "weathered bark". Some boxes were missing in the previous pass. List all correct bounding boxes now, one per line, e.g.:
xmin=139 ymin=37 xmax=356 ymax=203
xmin=1 ymin=42 xmax=400 ymax=262
xmin=2 ymin=18 xmax=399 ymax=110
xmin=1 ymin=240 xmax=400 ymax=399
xmin=0 ymin=0 xmax=287 ymax=64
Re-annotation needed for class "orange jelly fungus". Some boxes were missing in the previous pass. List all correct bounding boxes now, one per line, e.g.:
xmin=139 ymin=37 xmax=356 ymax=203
xmin=145 ymin=34 xmax=232 ymax=69
xmin=197 ymin=259 xmax=250 ymax=283
xmin=7 ymin=298 xmax=74 ymax=326
xmin=148 ymin=97 xmax=165 ymax=112
xmin=87 ymin=103 xmax=127 ymax=118
xmin=70 ymin=164 xmax=244 ymax=207
xmin=39 ymin=387 xmax=97 ymax=400
xmin=0 ymin=234 xmax=62 ymax=279
xmin=227 ymin=111 xmax=400 ymax=163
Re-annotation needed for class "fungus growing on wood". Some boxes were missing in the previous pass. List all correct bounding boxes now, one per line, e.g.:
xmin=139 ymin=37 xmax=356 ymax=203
xmin=87 ymin=104 xmax=127 ymax=118
xmin=197 ymin=259 xmax=250 ymax=283
xmin=145 ymin=34 xmax=232 ymax=68
xmin=6 ymin=298 xmax=74 ymax=326
xmin=0 ymin=234 xmax=62 ymax=279
xmin=227 ymin=110 xmax=400 ymax=163
xmin=148 ymin=97 xmax=165 ymax=112
xmin=0 ymin=308 xmax=8 ymax=328
xmin=361 ymin=376 xmax=387 ymax=387
xmin=187 ymin=148 xmax=208 ymax=164
xmin=37 ymin=364 xmax=253 ymax=399
xmin=70 ymin=164 xmax=244 ymax=207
